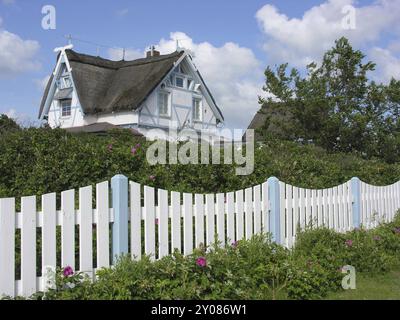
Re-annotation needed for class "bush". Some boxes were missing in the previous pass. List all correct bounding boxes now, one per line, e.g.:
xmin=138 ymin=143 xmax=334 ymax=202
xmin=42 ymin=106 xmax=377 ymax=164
xmin=24 ymin=216 xmax=400 ymax=301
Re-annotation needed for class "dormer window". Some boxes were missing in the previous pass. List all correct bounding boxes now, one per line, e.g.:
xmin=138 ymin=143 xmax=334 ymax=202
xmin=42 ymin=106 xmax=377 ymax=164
xmin=158 ymin=91 xmax=170 ymax=117
xmin=175 ymin=76 xmax=184 ymax=88
xmin=61 ymin=99 xmax=72 ymax=117
xmin=59 ymin=76 xmax=72 ymax=89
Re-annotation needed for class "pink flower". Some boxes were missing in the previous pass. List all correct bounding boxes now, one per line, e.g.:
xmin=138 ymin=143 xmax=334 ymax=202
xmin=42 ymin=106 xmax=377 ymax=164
xmin=232 ymin=241 xmax=238 ymax=248
xmin=373 ymin=235 xmax=381 ymax=241
xmin=345 ymin=239 xmax=353 ymax=247
xmin=131 ymin=147 xmax=137 ymax=155
xmin=107 ymin=144 xmax=113 ymax=152
xmin=149 ymin=175 xmax=156 ymax=181
xmin=196 ymin=257 xmax=207 ymax=268
xmin=63 ymin=266 xmax=74 ymax=277
xmin=135 ymin=143 xmax=141 ymax=149
xmin=394 ymin=227 xmax=400 ymax=234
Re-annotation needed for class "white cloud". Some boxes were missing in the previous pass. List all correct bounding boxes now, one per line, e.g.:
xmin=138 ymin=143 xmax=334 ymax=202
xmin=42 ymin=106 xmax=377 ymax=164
xmin=255 ymin=0 xmax=400 ymax=68
xmin=369 ymin=47 xmax=400 ymax=82
xmin=1 ymin=108 xmax=39 ymax=127
xmin=155 ymin=32 xmax=263 ymax=130
xmin=0 ymin=21 xmax=41 ymax=76
xmin=34 ymin=75 xmax=51 ymax=91
xmin=108 ymin=47 xmax=143 ymax=61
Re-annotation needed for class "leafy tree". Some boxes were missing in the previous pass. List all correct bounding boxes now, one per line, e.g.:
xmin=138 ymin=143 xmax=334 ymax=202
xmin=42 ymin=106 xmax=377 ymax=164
xmin=0 ymin=114 xmax=20 ymax=134
xmin=259 ymin=37 xmax=400 ymax=163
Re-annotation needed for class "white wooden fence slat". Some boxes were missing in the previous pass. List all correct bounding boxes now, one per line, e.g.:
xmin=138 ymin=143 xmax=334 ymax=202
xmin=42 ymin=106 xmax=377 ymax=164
xmin=130 ymin=182 xmax=141 ymax=260
xmin=171 ymin=191 xmax=181 ymax=253
xmin=317 ymin=189 xmax=323 ymax=227
xmin=216 ymin=193 xmax=225 ymax=246
xmin=299 ymin=188 xmax=305 ymax=231
xmin=245 ymin=188 xmax=253 ymax=240
xmin=61 ymin=189 xmax=75 ymax=269
xmin=194 ymin=194 xmax=205 ymax=247
xmin=286 ymin=184 xmax=293 ymax=248
xmin=183 ymin=193 xmax=193 ymax=255
xmin=79 ymin=186 xmax=93 ymax=276
xmin=42 ymin=193 xmax=56 ymax=289
xmin=312 ymin=189 xmax=317 ymax=228
xmin=226 ymin=192 xmax=235 ymax=243
xmin=306 ymin=189 xmax=311 ymax=227
xmin=328 ymin=188 xmax=334 ymax=229
xmin=279 ymin=182 xmax=286 ymax=245
xmin=253 ymin=185 xmax=261 ymax=235
xmin=96 ymin=181 xmax=110 ymax=268
xmin=206 ymin=194 xmax=215 ymax=245
xmin=144 ymin=186 xmax=155 ymax=258
xmin=293 ymin=186 xmax=299 ymax=241
xmin=235 ymin=190 xmax=244 ymax=241
xmin=21 ymin=196 xmax=36 ymax=297
xmin=261 ymin=183 xmax=269 ymax=234
xmin=158 ymin=189 xmax=169 ymax=258
xmin=0 ymin=198 xmax=15 ymax=297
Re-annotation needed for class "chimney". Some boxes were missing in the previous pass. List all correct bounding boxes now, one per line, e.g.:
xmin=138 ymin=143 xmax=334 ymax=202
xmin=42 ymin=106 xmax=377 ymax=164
xmin=146 ymin=46 xmax=160 ymax=58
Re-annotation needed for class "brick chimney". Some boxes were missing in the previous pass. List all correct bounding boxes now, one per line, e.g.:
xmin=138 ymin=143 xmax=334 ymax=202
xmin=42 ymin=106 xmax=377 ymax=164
xmin=146 ymin=46 xmax=160 ymax=58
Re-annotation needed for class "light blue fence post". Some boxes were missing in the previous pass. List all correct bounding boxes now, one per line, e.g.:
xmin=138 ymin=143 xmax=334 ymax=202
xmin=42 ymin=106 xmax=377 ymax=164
xmin=351 ymin=177 xmax=361 ymax=229
xmin=267 ymin=177 xmax=281 ymax=244
xmin=111 ymin=174 xmax=129 ymax=263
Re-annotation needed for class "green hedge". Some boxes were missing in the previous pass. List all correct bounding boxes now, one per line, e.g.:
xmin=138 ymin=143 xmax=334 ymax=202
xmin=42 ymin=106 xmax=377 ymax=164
xmin=1 ymin=127 xmax=399 ymax=201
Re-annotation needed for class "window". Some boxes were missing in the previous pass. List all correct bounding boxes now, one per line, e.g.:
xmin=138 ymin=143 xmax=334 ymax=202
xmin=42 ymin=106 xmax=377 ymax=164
xmin=59 ymin=76 xmax=72 ymax=89
xmin=193 ymin=98 xmax=202 ymax=121
xmin=175 ymin=77 xmax=184 ymax=88
xmin=158 ymin=92 xmax=170 ymax=116
xmin=61 ymin=99 xmax=72 ymax=117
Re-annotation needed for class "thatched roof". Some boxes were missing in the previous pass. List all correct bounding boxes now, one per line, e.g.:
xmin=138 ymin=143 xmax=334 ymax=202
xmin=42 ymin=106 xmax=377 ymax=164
xmin=39 ymin=49 xmax=184 ymax=118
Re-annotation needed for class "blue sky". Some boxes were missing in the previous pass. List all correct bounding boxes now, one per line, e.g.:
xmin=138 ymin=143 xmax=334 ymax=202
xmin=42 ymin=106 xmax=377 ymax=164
xmin=0 ymin=0 xmax=399 ymax=129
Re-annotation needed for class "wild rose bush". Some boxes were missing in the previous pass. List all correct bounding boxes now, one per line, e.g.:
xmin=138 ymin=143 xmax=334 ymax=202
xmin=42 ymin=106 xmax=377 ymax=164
xmin=26 ymin=213 xmax=400 ymax=300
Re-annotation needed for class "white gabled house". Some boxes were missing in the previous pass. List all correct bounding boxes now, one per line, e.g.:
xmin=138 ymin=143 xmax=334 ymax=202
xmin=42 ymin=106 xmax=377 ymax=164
xmin=38 ymin=45 xmax=224 ymax=141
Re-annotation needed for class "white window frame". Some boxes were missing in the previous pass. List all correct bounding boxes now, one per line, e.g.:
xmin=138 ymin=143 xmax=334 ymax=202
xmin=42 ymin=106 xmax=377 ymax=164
xmin=193 ymin=97 xmax=202 ymax=122
xmin=60 ymin=99 xmax=72 ymax=118
xmin=158 ymin=91 xmax=171 ymax=117
xmin=175 ymin=76 xmax=184 ymax=88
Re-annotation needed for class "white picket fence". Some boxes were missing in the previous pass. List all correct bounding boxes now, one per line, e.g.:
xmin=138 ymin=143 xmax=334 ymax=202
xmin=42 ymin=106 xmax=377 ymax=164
xmin=0 ymin=175 xmax=399 ymax=297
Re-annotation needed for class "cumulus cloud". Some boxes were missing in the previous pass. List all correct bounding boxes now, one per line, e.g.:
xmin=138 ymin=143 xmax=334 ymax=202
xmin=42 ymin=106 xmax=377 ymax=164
xmin=0 ymin=19 xmax=41 ymax=76
xmin=255 ymin=0 xmax=400 ymax=68
xmin=34 ymin=75 xmax=51 ymax=91
xmin=1 ymin=108 xmax=39 ymax=126
xmin=369 ymin=47 xmax=400 ymax=83
xmin=155 ymin=32 xmax=263 ymax=130
xmin=108 ymin=47 xmax=143 ymax=61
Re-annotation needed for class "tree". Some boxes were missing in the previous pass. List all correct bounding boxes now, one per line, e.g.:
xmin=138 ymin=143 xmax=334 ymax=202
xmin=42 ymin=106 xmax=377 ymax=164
xmin=0 ymin=114 xmax=20 ymax=134
xmin=259 ymin=37 xmax=400 ymax=163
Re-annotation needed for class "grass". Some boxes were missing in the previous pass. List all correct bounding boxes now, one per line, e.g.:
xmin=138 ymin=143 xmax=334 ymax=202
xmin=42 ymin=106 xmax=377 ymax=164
xmin=325 ymin=266 xmax=400 ymax=300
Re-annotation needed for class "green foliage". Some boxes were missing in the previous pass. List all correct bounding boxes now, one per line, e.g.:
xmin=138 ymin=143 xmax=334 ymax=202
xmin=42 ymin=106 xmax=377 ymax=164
xmin=22 ymin=214 xmax=400 ymax=300
xmin=259 ymin=37 xmax=400 ymax=163
xmin=0 ymin=127 xmax=399 ymax=201
xmin=0 ymin=114 xmax=20 ymax=135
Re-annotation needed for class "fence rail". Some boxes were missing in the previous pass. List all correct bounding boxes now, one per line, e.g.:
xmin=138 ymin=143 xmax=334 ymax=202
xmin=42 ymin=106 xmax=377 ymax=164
xmin=0 ymin=175 xmax=399 ymax=297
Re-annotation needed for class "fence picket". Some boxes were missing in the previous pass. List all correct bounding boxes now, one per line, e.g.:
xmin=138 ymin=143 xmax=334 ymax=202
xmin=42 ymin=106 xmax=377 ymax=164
xmin=183 ymin=193 xmax=193 ymax=255
xmin=158 ymin=189 xmax=169 ymax=258
xmin=21 ymin=196 xmax=36 ymax=297
xmin=216 ymin=193 xmax=225 ymax=246
xmin=0 ymin=198 xmax=15 ymax=297
xmin=42 ymin=193 xmax=56 ymax=290
xmin=226 ymin=192 xmax=235 ymax=243
xmin=254 ymin=185 xmax=261 ymax=235
xmin=235 ymin=190 xmax=244 ymax=241
xmin=130 ymin=182 xmax=141 ymax=260
xmin=206 ymin=194 xmax=215 ymax=245
xmin=79 ymin=186 xmax=93 ymax=277
xmin=245 ymin=188 xmax=253 ymax=240
xmin=61 ymin=190 xmax=75 ymax=269
xmin=195 ymin=194 xmax=205 ymax=247
xmin=261 ymin=183 xmax=269 ymax=234
xmin=171 ymin=191 xmax=181 ymax=253
xmin=96 ymin=181 xmax=110 ymax=268
xmin=144 ymin=186 xmax=155 ymax=258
